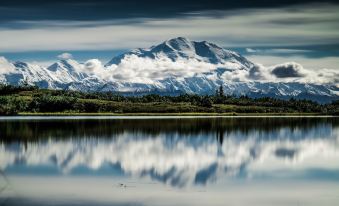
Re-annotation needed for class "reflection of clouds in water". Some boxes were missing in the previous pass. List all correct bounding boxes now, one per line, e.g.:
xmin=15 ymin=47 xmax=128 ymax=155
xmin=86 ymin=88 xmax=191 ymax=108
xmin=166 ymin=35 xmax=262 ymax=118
xmin=0 ymin=126 xmax=338 ymax=187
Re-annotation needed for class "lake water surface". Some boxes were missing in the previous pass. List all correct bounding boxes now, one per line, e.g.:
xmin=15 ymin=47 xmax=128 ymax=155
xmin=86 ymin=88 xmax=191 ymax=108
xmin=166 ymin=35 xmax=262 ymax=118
xmin=0 ymin=116 xmax=338 ymax=206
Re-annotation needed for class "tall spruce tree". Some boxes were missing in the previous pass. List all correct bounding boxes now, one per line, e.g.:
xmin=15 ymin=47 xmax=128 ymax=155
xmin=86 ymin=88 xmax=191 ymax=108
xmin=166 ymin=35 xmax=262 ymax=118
xmin=218 ymin=85 xmax=224 ymax=97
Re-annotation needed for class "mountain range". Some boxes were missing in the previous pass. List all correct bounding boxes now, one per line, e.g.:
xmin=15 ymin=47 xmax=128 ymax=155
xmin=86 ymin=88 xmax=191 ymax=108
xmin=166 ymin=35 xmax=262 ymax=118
xmin=0 ymin=37 xmax=338 ymax=103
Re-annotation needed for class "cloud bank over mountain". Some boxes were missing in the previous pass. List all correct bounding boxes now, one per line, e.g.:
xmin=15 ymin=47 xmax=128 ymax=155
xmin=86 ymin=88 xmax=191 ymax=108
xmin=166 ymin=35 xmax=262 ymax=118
xmin=78 ymin=57 xmax=338 ymax=86
xmin=1 ymin=0 xmax=338 ymax=79
xmin=78 ymin=50 xmax=339 ymax=86
xmin=0 ymin=37 xmax=338 ymax=102
xmin=3 ymin=54 xmax=338 ymax=85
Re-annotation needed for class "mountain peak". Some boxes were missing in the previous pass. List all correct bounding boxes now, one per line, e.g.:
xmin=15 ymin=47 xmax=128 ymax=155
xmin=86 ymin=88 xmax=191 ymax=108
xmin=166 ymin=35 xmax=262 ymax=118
xmin=14 ymin=61 xmax=29 ymax=68
xmin=47 ymin=59 xmax=80 ymax=72
xmin=167 ymin=36 xmax=190 ymax=42
xmin=163 ymin=37 xmax=192 ymax=49
xmin=106 ymin=37 xmax=254 ymax=68
xmin=45 ymin=59 xmax=87 ymax=83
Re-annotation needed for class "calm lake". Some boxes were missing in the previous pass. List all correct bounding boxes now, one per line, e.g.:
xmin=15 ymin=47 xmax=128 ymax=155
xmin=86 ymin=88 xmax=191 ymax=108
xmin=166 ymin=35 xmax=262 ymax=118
xmin=0 ymin=116 xmax=338 ymax=206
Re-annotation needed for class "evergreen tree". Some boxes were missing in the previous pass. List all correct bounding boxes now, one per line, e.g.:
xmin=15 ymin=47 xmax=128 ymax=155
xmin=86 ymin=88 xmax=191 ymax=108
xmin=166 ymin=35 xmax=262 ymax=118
xmin=218 ymin=85 xmax=224 ymax=97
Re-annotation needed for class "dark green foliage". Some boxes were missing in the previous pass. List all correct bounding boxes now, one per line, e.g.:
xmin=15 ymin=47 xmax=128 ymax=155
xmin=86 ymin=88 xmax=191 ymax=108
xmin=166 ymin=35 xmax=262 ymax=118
xmin=0 ymin=103 xmax=17 ymax=115
xmin=0 ymin=96 xmax=28 ymax=115
xmin=75 ymin=101 xmax=101 ymax=113
xmin=218 ymin=85 xmax=224 ymax=97
xmin=0 ymin=84 xmax=338 ymax=114
xmin=198 ymin=96 xmax=213 ymax=108
xmin=29 ymin=94 xmax=77 ymax=112
xmin=214 ymin=85 xmax=225 ymax=104
xmin=0 ymin=84 xmax=37 ymax=95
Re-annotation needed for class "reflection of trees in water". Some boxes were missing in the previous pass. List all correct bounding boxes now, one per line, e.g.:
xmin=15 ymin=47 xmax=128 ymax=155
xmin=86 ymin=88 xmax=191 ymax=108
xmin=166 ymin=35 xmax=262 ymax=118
xmin=0 ymin=117 xmax=338 ymax=142
xmin=216 ymin=128 xmax=224 ymax=146
xmin=0 ymin=118 xmax=337 ymax=188
xmin=0 ymin=169 xmax=10 ymax=205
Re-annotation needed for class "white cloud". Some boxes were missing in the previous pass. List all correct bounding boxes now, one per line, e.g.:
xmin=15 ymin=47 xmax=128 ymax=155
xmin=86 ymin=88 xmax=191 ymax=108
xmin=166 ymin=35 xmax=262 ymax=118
xmin=57 ymin=52 xmax=73 ymax=60
xmin=248 ymin=63 xmax=272 ymax=80
xmin=70 ymin=55 xmax=338 ymax=86
xmin=270 ymin=62 xmax=307 ymax=78
xmin=246 ymin=48 xmax=257 ymax=53
xmin=84 ymin=59 xmax=102 ymax=73
xmin=303 ymin=68 xmax=339 ymax=86
xmin=246 ymin=48 xmax=312 ymax=54
xmin=105 ymin=55 xmax=217 ymax=83
xmin=245 ymin=56 xmax=339 ymax=86
xmin=0 ymin=56 xmax=16 ymax=74
xmin=82 ymin=58 xmax=113 ymax=80
xmin=0 ymin=4 xmax=338 ymax=52
xmin=0 ymin=3 xmax=338 ymax=77
xmin=246 ymin=55 xmax=339 ymax=71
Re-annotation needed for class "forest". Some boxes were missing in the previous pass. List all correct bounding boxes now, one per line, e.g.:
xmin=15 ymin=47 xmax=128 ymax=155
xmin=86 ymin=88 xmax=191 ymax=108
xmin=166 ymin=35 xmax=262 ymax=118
xmin=0 ymin=84 xmax=338 ymax=115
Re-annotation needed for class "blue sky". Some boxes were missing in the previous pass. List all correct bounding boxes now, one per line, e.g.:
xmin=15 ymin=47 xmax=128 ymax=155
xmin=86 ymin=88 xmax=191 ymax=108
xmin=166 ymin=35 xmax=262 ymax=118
xmin=0 ymin=0 xmax=339 ymax=70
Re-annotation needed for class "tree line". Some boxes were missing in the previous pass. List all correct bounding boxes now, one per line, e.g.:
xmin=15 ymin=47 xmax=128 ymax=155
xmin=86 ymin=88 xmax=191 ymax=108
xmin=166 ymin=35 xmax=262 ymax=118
xmin=0 ymin=84 xmax=338 ymax=115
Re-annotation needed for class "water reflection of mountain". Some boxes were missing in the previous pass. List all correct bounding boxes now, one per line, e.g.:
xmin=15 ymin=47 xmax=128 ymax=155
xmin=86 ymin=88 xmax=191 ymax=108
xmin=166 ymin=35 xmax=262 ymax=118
xmin=1 ymin=117 xmax=338 ymax=142
xmin=0 ymin=117 xmax=338 ymax=187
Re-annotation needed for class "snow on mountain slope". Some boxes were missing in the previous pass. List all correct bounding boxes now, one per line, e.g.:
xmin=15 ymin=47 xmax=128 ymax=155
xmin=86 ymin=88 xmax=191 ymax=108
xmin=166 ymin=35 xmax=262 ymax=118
xmin=67 ymin=69 xmax=339 ymax=103
xmin=0 ymin=37 xmax=338 ymax=103
xmin=0 ymin=58 xmax=89 ymax=89
xmin=46 ymin=59 xmax=88 ymax=83
xmin=13 ymin=61 xmax=56 ymax=88
xmin=0 ymin=58 xmax=54 ymax=87
xmin=106 ymin=37 xmax=253 ymax=69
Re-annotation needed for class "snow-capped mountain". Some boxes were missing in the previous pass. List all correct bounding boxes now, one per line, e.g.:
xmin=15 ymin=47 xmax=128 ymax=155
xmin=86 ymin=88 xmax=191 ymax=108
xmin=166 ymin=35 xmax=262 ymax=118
xmin=0 ymin=37 xmax=338 ymax=103
xmin=46 ymin=59 xmax=88 ymax=83
xmin=0 ymin=58 xmax=88 ymax=90
xmin=106 ymin=37 xmax=253 ymax=68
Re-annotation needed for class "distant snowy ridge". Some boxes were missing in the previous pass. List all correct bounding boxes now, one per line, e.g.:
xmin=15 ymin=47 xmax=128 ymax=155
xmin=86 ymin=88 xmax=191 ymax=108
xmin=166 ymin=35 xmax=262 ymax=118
xmin=0 ymin=37 xmax=338 ymax=103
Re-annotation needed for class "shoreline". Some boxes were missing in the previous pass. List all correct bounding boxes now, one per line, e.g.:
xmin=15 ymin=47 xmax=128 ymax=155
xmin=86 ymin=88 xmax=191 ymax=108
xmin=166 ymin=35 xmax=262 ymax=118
xmin=13 ymin=112 xmax=335 ymax=116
